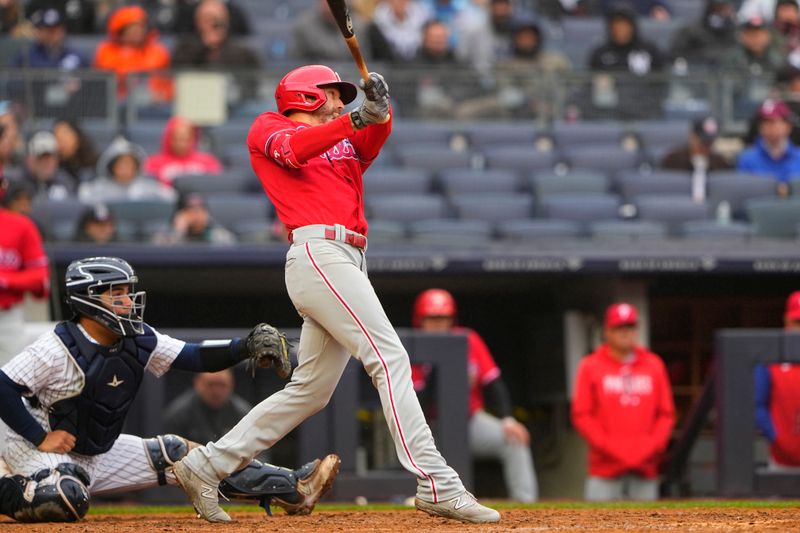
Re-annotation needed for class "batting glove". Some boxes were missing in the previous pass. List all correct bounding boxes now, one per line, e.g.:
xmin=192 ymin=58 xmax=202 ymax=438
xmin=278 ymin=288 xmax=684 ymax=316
xmin=350 ymin=97 xmax=389 ymax=129
xmin=360 ymin=72 xmax=389 ymax=101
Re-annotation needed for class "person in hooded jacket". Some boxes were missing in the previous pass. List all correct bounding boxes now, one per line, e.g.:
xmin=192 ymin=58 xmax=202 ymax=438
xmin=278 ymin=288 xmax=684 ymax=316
xmin=144 ymin=117 xmax=223 ymax=187
xmin=588 ymin=3 xmax=664 ymax=75
xmin=78 ymin=137 xmax=175 ymax=204
xmin=670 ymin=0 xmax=738 ymax=69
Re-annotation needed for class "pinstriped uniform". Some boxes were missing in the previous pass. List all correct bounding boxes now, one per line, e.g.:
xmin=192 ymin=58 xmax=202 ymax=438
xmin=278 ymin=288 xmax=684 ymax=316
xmin=1 ymin=325 xmax=184 ymax=493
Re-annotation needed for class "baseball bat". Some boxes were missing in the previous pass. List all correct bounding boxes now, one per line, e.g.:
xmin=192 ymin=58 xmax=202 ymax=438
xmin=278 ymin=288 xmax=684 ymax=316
xmin=325 ymin=0 xmax=371 ymax=84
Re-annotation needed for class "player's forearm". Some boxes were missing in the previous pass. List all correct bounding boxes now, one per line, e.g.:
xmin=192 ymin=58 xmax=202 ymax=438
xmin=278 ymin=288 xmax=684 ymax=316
xmin=351 ymin=109 xmax=392 ymax=162
xmin=171 ymin=339 xmax=248 ymax=372
xmin=0 ymin=372 xmax=47 ymax=446
xmin=283 ymin=115 xmax=355 ymax=165
xmin=0 ymin=267 xmax=49 ymax=296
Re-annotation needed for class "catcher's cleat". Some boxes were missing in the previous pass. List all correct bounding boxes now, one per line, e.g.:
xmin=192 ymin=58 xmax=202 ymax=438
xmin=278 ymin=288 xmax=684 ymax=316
xmin=173 ymin=459 xmax=232 ymax=523
xmin=272 ymin=454 xmax=340 ymax=516
xmin=415 ymin=491 xmax=500 ymax=524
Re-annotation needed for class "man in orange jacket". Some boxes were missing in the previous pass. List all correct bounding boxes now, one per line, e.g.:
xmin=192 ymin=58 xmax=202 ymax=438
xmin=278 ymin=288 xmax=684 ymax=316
xmin=93 ymin=5 xmax=172 ymax=101
xmin=571 ymin=303 xmax=675 ymax=501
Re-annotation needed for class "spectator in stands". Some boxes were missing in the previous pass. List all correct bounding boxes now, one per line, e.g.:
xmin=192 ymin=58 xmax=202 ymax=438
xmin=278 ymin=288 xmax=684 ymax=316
xmin=755 ymin=291 xmax=800 ymax=470
xmin=0 ymin=101 xmax=22 ymax=177
xmin=572 ymin=303 xmax=675 ymax=501
xmin=53 ymin=118 xmax=99 ymax=182
xmin=292 ymin=0 xmax=376 ymax=61
xmin=488 ymin=0 xmax=517 ymax=59
xmin=172 ymin=0 xmax=260 ymax=69
xmin=588 ymin=3 xmax=664 ymax=75
xmin=172 ymin=0 xmax=251 ymax=36
xmin=79 ymin=137 xmax=175 ymax=203
xmin=93 ymin=5 xmax=172 ymax=101
xmin=739 ymin=0 xmax=791 ymax=23
xmin=0 ymin=0 xmax=32 ymax=36
xmin=0 ymin=180 xmax=34 ymax=217
xmin=164 ymin=369 xmax=252 ymax=444
xmin=670 ymin=0 xmax=737 ymax=69
xmin=372 ymin=0 xmax=434 ymax=61
xmin=774 ymin=65 xmax=800 ymax=144
xmin=503 ymin=15 xmax=572 ymax=73
xmin=73 ymin=203 xmax=118 ymax=244
xmin=775 ymin=0 xmax=800 ymax=62
xmin=738 ymin=99 xmax=800 ymax=187
xmin=723 ymin=16 xmax=785 ymax=75
xmin=22 ymin=131 xmax=75 ymax=200
xmin=660 ymin=117 xmax=733 ymax=172
xmin=599 ymin=0 xmax=671 ymax=19
xmin=415 ymin=19 xmax=460 ymax=64
xmin=153 ymin=192 xmax=235 ymax=245
xmin=412 ymin=289 xmax=538 ymax=502
xmin=144 ymin=117 xmax=223 ymax=187
xmin=14 ymin=8 xmax=88 ymax=69
xmin=25 ymin=0 xmax=95 ymax=34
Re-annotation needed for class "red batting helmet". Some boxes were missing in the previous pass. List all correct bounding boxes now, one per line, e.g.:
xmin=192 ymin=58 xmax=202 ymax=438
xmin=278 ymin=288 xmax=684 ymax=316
xmin=275 ymin=65 xmax=357 ymax=115
xmin=413 ymin=289 xmax=457 ymax=328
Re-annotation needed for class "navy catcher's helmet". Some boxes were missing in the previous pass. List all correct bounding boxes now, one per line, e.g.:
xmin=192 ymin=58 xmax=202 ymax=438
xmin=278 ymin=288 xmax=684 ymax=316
xmin=65 ymin=257 xmax=145 ymax=336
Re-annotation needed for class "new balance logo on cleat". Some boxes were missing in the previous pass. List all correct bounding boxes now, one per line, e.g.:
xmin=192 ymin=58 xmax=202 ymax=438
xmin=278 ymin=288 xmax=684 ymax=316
xmin=415 ymin=491 xmax=501 ymax=524
xmin=201 ymin=486 xmax=216 ymax=499
xmin=452 ymin=494 xmax=470 ymax=510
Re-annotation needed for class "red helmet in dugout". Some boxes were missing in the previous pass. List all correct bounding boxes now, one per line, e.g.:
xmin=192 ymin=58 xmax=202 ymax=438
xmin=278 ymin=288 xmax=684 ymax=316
xmin=275 ymin=65 xmax=358 ymax=115
xmin=413 ymin=288 xmax=457 ymax=327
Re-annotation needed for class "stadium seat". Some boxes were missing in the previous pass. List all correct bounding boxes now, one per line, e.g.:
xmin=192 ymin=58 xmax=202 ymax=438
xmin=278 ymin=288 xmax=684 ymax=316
xmin=630 ymin=120 xmax=688 ymax=151
xmin=563 ymin=145 xmax=642 ymax=176
xmin=746 ymin=198 xmax=800 ymax=239
xmin=464 ymin=122 xmax=538 ymax=148
xmin=409 ymin=219 xmax=493 ymax=245
xmin=108 ymin=199 xmax=175 ymax=240
xmin=482 ymin=146 xmax=559 ymax=174
xmin=634 ymin=194 xmax=712 ymax=234
xmin=126 ymin=122 xmax=167 ymax=154
xmin=234 ymin=220 xmax=275 ymax=244
xmin=589 ymin=220 xmax=669 ymax=241
xmin=439 ymin=169 xmax=518 ymax=195
xmin=390 ymin=122 xmax=462 ymax=147
xmin=681 ymin=221 xmax=753 ymax=241
xmin=367 ymin=220 xmax=407 ymax=243
xmin=552 ymin=121 xmax=625 ymax=146
xmin=206 ymin=195 xmax=272 ymax=231
xmin=497 ymin=219 xmax=582 ymax=241
xmin=616 ymin=170 xmax=692 ymax=201
xmin=31 ymin=197 xmax=86 ymax=241
xmin=364 ymin=168 xmax=433 ymax=195
xmin=210 ymin=121 xmax=254 ymax=149
xmin=172 ymin=172 xmax=252 ymax=195
xmin=638 ymin=19 xmax=683 ymax=52
xmin=560 ymin=18 xmax=605 ymax=65
xmin=395 ymin=144 xmax=475 ymax=172
xmin=671 ymin=0 xmax=704 ymax=20
xmin=367 ymin=194 xmax=448 ymax=222
xmin=531 ymin=171 xmax=609 ymax=198
xmin=791 ymin=177 xmax=800 ymax=196
xmin=81 ymin=121 xmax=119 ymax=147
xmin=707 ymin=173 xmax=777 ymax=219
xmin=450 ymin=193 xmax=534 ymax=222
xmin=539 ymin=193 xmax=621 ymax=223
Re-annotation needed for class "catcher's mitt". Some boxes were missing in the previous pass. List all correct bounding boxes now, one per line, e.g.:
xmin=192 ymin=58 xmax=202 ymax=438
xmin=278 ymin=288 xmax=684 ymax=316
xmin=245 ymin=323 xmax=292 ymax=379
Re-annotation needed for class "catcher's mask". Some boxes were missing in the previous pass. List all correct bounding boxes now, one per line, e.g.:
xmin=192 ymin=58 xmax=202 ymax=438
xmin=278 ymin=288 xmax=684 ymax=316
xmin=65 ymin=256 xmax=146 ymax=337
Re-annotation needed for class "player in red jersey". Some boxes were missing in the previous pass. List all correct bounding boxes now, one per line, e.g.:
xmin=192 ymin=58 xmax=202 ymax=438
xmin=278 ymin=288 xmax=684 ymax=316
xmin=172 ymin=65 xmax=500 ymax=524
xmin=571 ymin=303 xmax=675 ymax=500
xmin=412 ymin=288 xmax=538 ymax=502
xmin=755 ymin=291 xmax=800 ymax=470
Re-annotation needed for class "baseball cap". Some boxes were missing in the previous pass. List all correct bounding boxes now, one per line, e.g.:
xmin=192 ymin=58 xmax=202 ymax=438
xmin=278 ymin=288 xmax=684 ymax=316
xmin=758 ymin=99 xmax=792 ymax=121
xmin=30 ymin=8 xmax=64 ymax=28
xmin=604 ymin=303 xmax=639 ymax=328
xmin=786 ymin=291 xmax=800 ymax=321
xmin=692 ymin=116 xmax=719 ymax=145
xmin=28 ymin=131 xmax=58 ymax=157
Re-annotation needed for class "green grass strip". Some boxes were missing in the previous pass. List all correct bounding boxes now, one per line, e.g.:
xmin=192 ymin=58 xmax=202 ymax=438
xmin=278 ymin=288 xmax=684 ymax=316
xmin=89 ymin=499 xmax=800 ymax=516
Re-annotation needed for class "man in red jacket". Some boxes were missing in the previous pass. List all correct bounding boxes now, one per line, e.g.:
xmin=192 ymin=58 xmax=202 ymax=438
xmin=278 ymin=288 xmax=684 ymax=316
xmin=755 ymin=291 xmax=800 ymax=470
xmin=571 ymin=303 xmax=675 ymax=500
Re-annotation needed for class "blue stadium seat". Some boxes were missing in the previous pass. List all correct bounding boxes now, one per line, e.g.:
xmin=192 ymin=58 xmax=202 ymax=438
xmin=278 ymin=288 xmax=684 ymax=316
xmin=497 ymin=219 xmax=582 ymax=241
xmin=681 ymin=221 xmax=753 ymax=241
xmin=631 ymin=120 xmax=688 ymax=151
xmin=126 ymin=122 xmax=166 ymax=154
xmin=390 ymin=122 xmax=462 ymax=147
xmin=483 ymin=146 xmax=558 ymax=174
xmin=206 ymin=194 xmax=272 ymax=232
xmin=564 ymin=145 xmax=642 ymax=176
xmin=560 ymin=18 xmax=605 ymax=66
xmin=395 ymin=144 xmax=474 ymax=172
xmin=531 ymin=171 xmax=609 ymax=198
xmin=364 ymin=168 xmax=433 ymax=195
xmin=172 ymin=171 xmax=252 ymax=195
xmin=589 ymin=220 xmax=669 ymax=241
xmin=409 ymin=219 xmax=493 ymax=245
xmin=108 ymin=199 xmax=175 ymax=240
xmin=707 ymin=173 xmax=778 ymax=219
xmin=638 ymin=19 xmax=683 ymax=52
xmin=31 ymin=197 xmax=86 ymax=241
xmin=671 ymin=0 xmax=704 ymax=20
xmin=450 ymin=193 xmax=534 ymax=222
xmin=539 ymin=193 xmax=621 ymax=223
xmin=464 ymin=122 xmax=538 ymax=149
xmin=746 ymin=198 xmax=800 ymax=239
xmin=634 ymin=194 xmax=712 ymax=234
xmin=439 ymin=169 xmax=518 ymax=195
xmin=616 ymin=170 xmax=691 ymax=201
xmin=367 ymin=220 xmax=407 ymax=243
xmin=367 ymin=194 xmax=448 ymax=222
xmin=552 ymin=121 xmax=625 ymax=146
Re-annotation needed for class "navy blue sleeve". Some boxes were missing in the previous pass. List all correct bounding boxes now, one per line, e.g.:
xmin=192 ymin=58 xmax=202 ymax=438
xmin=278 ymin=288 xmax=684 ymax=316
xmin=0 ymin=371 xmax=47 ymax=446
xmin=171 ymin=338 xmax=247 ymax=372
xmin=755 ymin=364 xmax=776 ymax=442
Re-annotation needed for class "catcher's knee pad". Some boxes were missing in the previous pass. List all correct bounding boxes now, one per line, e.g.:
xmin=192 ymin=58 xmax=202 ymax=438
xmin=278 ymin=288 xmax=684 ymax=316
xmin=144 ymin=434 xmax=191 ymax=486
xmin=1 ymin=463 xmax=91 ymax=523
xmin=219 ymin=459 xmax=298 ymax=502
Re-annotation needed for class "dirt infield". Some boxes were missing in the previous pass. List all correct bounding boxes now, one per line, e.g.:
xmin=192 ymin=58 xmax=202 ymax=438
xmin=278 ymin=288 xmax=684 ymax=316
xmin=2 ymin=507 xmax=800 ymax=532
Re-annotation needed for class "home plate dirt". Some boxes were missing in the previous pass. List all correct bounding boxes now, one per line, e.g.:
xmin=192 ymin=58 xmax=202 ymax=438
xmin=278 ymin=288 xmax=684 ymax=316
xmin=2 ymin=508 xmax=800 ymax=532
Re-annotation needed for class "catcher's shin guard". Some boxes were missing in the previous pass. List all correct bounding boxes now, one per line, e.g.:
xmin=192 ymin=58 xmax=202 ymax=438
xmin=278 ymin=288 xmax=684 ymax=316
xmin=143 ymin=434 xmax=193 ymax=485
xmin=0 ymin=464 xmax=90 ymax=523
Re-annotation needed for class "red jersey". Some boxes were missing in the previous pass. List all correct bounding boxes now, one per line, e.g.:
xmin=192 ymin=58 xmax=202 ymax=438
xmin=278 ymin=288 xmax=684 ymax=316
xmin=0 ymin=209 xmax=49 ymax=309
xmin=768 ymin=363 xmax=800 ymax=466
xmin=461 ymin=327 xmax=502 ymax=416
xmin=571 ymin=344 xmax=675 ymax=479
xmin=247 ymin=111 xmax=392 ymax=236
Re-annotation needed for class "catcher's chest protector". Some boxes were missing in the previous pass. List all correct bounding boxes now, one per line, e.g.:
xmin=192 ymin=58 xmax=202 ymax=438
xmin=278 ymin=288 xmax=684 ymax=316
xmin=49 ymin=321 xmax=156 ymax=455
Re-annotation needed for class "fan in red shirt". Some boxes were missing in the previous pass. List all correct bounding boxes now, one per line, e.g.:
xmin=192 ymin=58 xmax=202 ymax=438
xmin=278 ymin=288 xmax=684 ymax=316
xmin=571 ymin=303 xmax=675 ymax=501
xmin=143 ymin=116 xmax=223 ymax=187
xmin=755 ymin=291 xmax=800 ymax=470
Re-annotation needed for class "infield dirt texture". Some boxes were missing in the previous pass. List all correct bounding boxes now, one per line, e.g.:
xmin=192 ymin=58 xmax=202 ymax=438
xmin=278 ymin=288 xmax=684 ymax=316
xmin=2 ymin=502 xmax=800 ymax=532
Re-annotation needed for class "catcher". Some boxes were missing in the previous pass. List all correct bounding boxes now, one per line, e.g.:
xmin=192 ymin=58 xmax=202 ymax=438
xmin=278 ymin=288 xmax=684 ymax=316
xmin=0 ymin=256 xmax=339 ymax=523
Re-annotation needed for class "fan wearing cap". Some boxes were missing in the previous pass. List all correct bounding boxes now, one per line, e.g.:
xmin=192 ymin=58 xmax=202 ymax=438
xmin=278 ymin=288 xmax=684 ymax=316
xmin=739 ymin=0 xmax=796 ymax=24
xmin=723 ymin=15 xmax=784 ymax=74
xmin=73 ymin=204 xmax=118 ymax=244
xmin=737 ymin=98 xmax=800 ymax=187
xmin=153 ymin=193 xmax=235 ymax=245
xmin=754 ymin=291 xmax=800 ymax=470
xmin=659 ymin=116 xmax=733 ymax=175
xmin=14 ymin=8 xmax=87 ymax=70
xmin=411 ymin=289 xmax=538 ymax=502
xmin=571 ymin=303 xmax=675 ymax=501
xmin=23 ymin=131 xmax=76 ymax=201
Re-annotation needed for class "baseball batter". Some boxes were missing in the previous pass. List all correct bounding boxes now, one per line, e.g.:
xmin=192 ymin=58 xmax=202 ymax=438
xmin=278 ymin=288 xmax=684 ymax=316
xmin=0 ymin=256 xmax=340 ymax=522
xmin=173 ymin=65 xmax=500 ymax=524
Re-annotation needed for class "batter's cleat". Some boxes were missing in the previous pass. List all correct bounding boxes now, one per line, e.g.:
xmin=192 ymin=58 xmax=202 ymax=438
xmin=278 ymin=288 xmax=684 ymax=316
xmin=173 ymin=459 xmax=232 ymax=523
xmin=415 ymin=491 xmax=501 ymax=524
xmin=273 ymin=454 xmax=341 ymax=516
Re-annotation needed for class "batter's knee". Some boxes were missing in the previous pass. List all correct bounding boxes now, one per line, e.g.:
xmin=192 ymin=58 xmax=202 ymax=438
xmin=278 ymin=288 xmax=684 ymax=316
xmin=2 ymin=463 xmax=91 ymax=522
xmin=143 ymin=434 xmax=192 ymax=486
